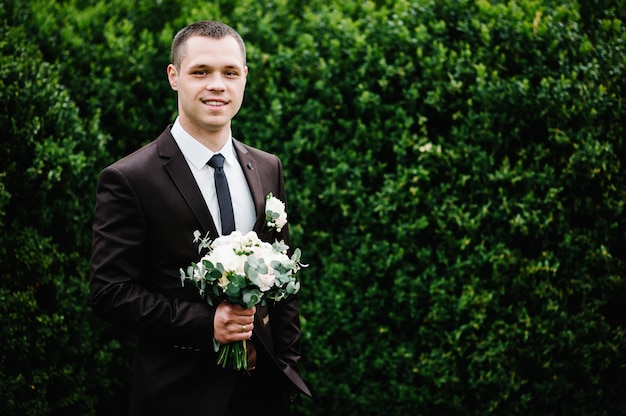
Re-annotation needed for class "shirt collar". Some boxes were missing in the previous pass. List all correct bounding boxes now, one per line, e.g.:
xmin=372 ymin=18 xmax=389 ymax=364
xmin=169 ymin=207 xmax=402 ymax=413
xmin=171 ymin=117 xmax=236 ymax=169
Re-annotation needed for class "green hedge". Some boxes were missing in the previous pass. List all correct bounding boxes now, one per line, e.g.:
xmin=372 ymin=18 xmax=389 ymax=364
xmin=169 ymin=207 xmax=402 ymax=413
xmin=1 ymin=0 xmax=625 ymax=414
xmin=0 ymin=4 xmax=127 ymax=414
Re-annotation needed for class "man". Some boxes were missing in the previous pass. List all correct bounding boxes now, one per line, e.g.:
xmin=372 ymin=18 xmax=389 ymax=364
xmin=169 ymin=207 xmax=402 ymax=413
xmin=90 ymin=20 xmax=310 ymax=415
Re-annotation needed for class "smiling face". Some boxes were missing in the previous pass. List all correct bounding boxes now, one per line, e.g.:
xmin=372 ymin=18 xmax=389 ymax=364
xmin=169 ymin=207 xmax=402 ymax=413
xmin=167 ymin=35 xmax=248 ymax=149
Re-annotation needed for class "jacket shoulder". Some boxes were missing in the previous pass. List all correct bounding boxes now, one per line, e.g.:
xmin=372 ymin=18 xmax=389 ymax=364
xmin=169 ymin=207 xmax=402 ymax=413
xmin=233 ymin=138 xmax=281 ymax=166
xmin=105 ymin=127 xmax=176 ymax=174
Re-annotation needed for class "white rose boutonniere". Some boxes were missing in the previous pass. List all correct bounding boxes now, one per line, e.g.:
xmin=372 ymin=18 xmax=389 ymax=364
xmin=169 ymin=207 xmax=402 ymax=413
xmin=265 ymin=193 xmax=288 ymax=232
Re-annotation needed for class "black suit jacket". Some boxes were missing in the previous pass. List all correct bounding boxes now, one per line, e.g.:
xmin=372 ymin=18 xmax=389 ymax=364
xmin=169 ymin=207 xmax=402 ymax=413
xmin=90 ymin=126 xmax=310 ymax=415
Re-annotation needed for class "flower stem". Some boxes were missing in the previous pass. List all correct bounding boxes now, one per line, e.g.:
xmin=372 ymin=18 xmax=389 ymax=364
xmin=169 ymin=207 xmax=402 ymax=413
xmin=217 ymin=341 xmax=248 ymax=371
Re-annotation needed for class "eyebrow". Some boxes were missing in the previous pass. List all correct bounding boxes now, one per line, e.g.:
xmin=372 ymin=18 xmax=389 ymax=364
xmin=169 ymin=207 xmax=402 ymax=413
xmin=188 ymin=61 xmax=244 ymax=69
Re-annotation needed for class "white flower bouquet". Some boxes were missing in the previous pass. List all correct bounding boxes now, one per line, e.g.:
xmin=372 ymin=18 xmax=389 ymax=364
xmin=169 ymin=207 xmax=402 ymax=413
xmin=179 ymin=196 xmax=304 ymax=371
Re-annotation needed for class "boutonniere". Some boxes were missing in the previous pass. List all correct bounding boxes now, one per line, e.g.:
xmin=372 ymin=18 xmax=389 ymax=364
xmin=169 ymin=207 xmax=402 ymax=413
xmin=265 ymin=193 xmax=288 ymax=232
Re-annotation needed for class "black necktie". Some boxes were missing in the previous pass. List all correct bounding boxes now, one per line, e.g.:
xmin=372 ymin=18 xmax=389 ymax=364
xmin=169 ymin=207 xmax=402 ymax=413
xmin=207 ymin=154 xmax=235 ymax=235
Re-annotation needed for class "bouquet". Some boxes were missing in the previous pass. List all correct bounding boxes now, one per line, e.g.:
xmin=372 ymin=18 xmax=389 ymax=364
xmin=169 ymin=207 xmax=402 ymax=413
xmin=179 ymin=194 xmax=305 ymax=371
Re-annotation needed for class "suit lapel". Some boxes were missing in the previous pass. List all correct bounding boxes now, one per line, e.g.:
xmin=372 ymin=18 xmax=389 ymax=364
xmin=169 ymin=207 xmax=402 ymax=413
xmin=157 ymin=128 xmax=218 ymax=237
xmin=233 ymin=139 xmax=284 ymax=376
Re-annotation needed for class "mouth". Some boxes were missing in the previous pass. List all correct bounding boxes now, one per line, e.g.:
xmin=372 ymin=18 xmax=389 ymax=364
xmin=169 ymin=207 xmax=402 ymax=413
xmin=203 ymin=99 xmax=228 ymax=107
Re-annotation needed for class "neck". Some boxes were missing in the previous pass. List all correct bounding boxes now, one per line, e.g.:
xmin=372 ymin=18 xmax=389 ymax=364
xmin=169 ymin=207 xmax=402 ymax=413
xmin=177 ymin=118 xmax=230 ymax=152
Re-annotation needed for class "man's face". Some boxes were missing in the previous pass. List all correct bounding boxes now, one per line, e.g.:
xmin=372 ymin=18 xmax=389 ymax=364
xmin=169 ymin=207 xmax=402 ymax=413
xmin=167 ymin=35 xmax=247 ymax=139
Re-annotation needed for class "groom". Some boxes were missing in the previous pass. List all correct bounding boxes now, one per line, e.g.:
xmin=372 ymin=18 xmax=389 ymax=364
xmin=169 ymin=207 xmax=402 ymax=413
xmin=90 ymin=20 xmax=310 ymax=415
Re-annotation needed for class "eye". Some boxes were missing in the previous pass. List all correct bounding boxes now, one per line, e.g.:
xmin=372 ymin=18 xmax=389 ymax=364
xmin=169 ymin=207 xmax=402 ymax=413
xmin=193 ymin=70 xmax=208 ymax=76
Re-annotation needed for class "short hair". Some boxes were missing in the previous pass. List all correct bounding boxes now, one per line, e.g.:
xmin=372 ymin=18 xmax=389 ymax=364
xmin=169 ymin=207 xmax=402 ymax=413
xmin=171 ymin=20 xmax=246 ymax=69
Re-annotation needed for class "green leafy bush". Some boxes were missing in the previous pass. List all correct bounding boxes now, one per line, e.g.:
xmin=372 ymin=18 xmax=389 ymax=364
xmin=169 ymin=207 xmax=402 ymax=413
xmin=1 ymin=0 xmax=625 ymax=414
xmin=0 ymin=3 xmax=130 ymax=415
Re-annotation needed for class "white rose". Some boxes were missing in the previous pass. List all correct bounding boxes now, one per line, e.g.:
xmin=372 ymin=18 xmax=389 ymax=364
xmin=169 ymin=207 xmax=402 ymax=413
xmin=250 ymin=240 xmax=273 ymax=256
xmin=242 ymin=231 xmax=259 ymax=244
xmin=257 ymin=271 xmax=276 ymax=292
xmin=212 ymin=231 xmax=244 ymax=248
xmin=209 ymin=245 xmax=246 ymax=275
xmin=265 ymin=196 xmax=288 ymax=231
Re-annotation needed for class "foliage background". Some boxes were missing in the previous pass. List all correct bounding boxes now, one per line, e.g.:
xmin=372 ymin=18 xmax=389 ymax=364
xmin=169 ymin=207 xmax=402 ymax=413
xmin=1 ymin=0 xmax=625 ymax=414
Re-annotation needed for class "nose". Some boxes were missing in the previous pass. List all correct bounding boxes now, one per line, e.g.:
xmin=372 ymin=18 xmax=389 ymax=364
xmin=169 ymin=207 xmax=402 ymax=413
xmin=206 ymin=73 xmax=226 ymax=91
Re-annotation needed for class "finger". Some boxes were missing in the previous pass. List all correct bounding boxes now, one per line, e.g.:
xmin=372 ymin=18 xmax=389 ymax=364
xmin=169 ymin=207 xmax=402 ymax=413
xmin=233 ymin=322 xmax=254 ymax=334
xmin=230 ymin=303 xmax=256 ymax=315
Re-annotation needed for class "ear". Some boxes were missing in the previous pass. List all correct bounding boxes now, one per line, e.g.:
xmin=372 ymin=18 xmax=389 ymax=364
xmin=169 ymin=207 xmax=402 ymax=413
xmin=167 ymin=64 xmax=178 ymax=91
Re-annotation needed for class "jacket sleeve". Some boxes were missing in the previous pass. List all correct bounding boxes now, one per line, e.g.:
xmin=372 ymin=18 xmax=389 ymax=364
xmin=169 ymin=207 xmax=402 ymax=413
xmin=89 ymin=165 xmax=215 ymax=349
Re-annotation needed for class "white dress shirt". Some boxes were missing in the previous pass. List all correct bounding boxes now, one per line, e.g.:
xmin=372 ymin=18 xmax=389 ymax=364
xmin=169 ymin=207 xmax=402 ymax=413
xmin=170 ymin=118 xmax=256 ymax=235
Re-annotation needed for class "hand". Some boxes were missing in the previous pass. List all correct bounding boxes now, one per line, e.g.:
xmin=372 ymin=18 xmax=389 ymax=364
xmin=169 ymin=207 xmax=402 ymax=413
xmin=213 ymin=300 xmax=255 ymax=344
